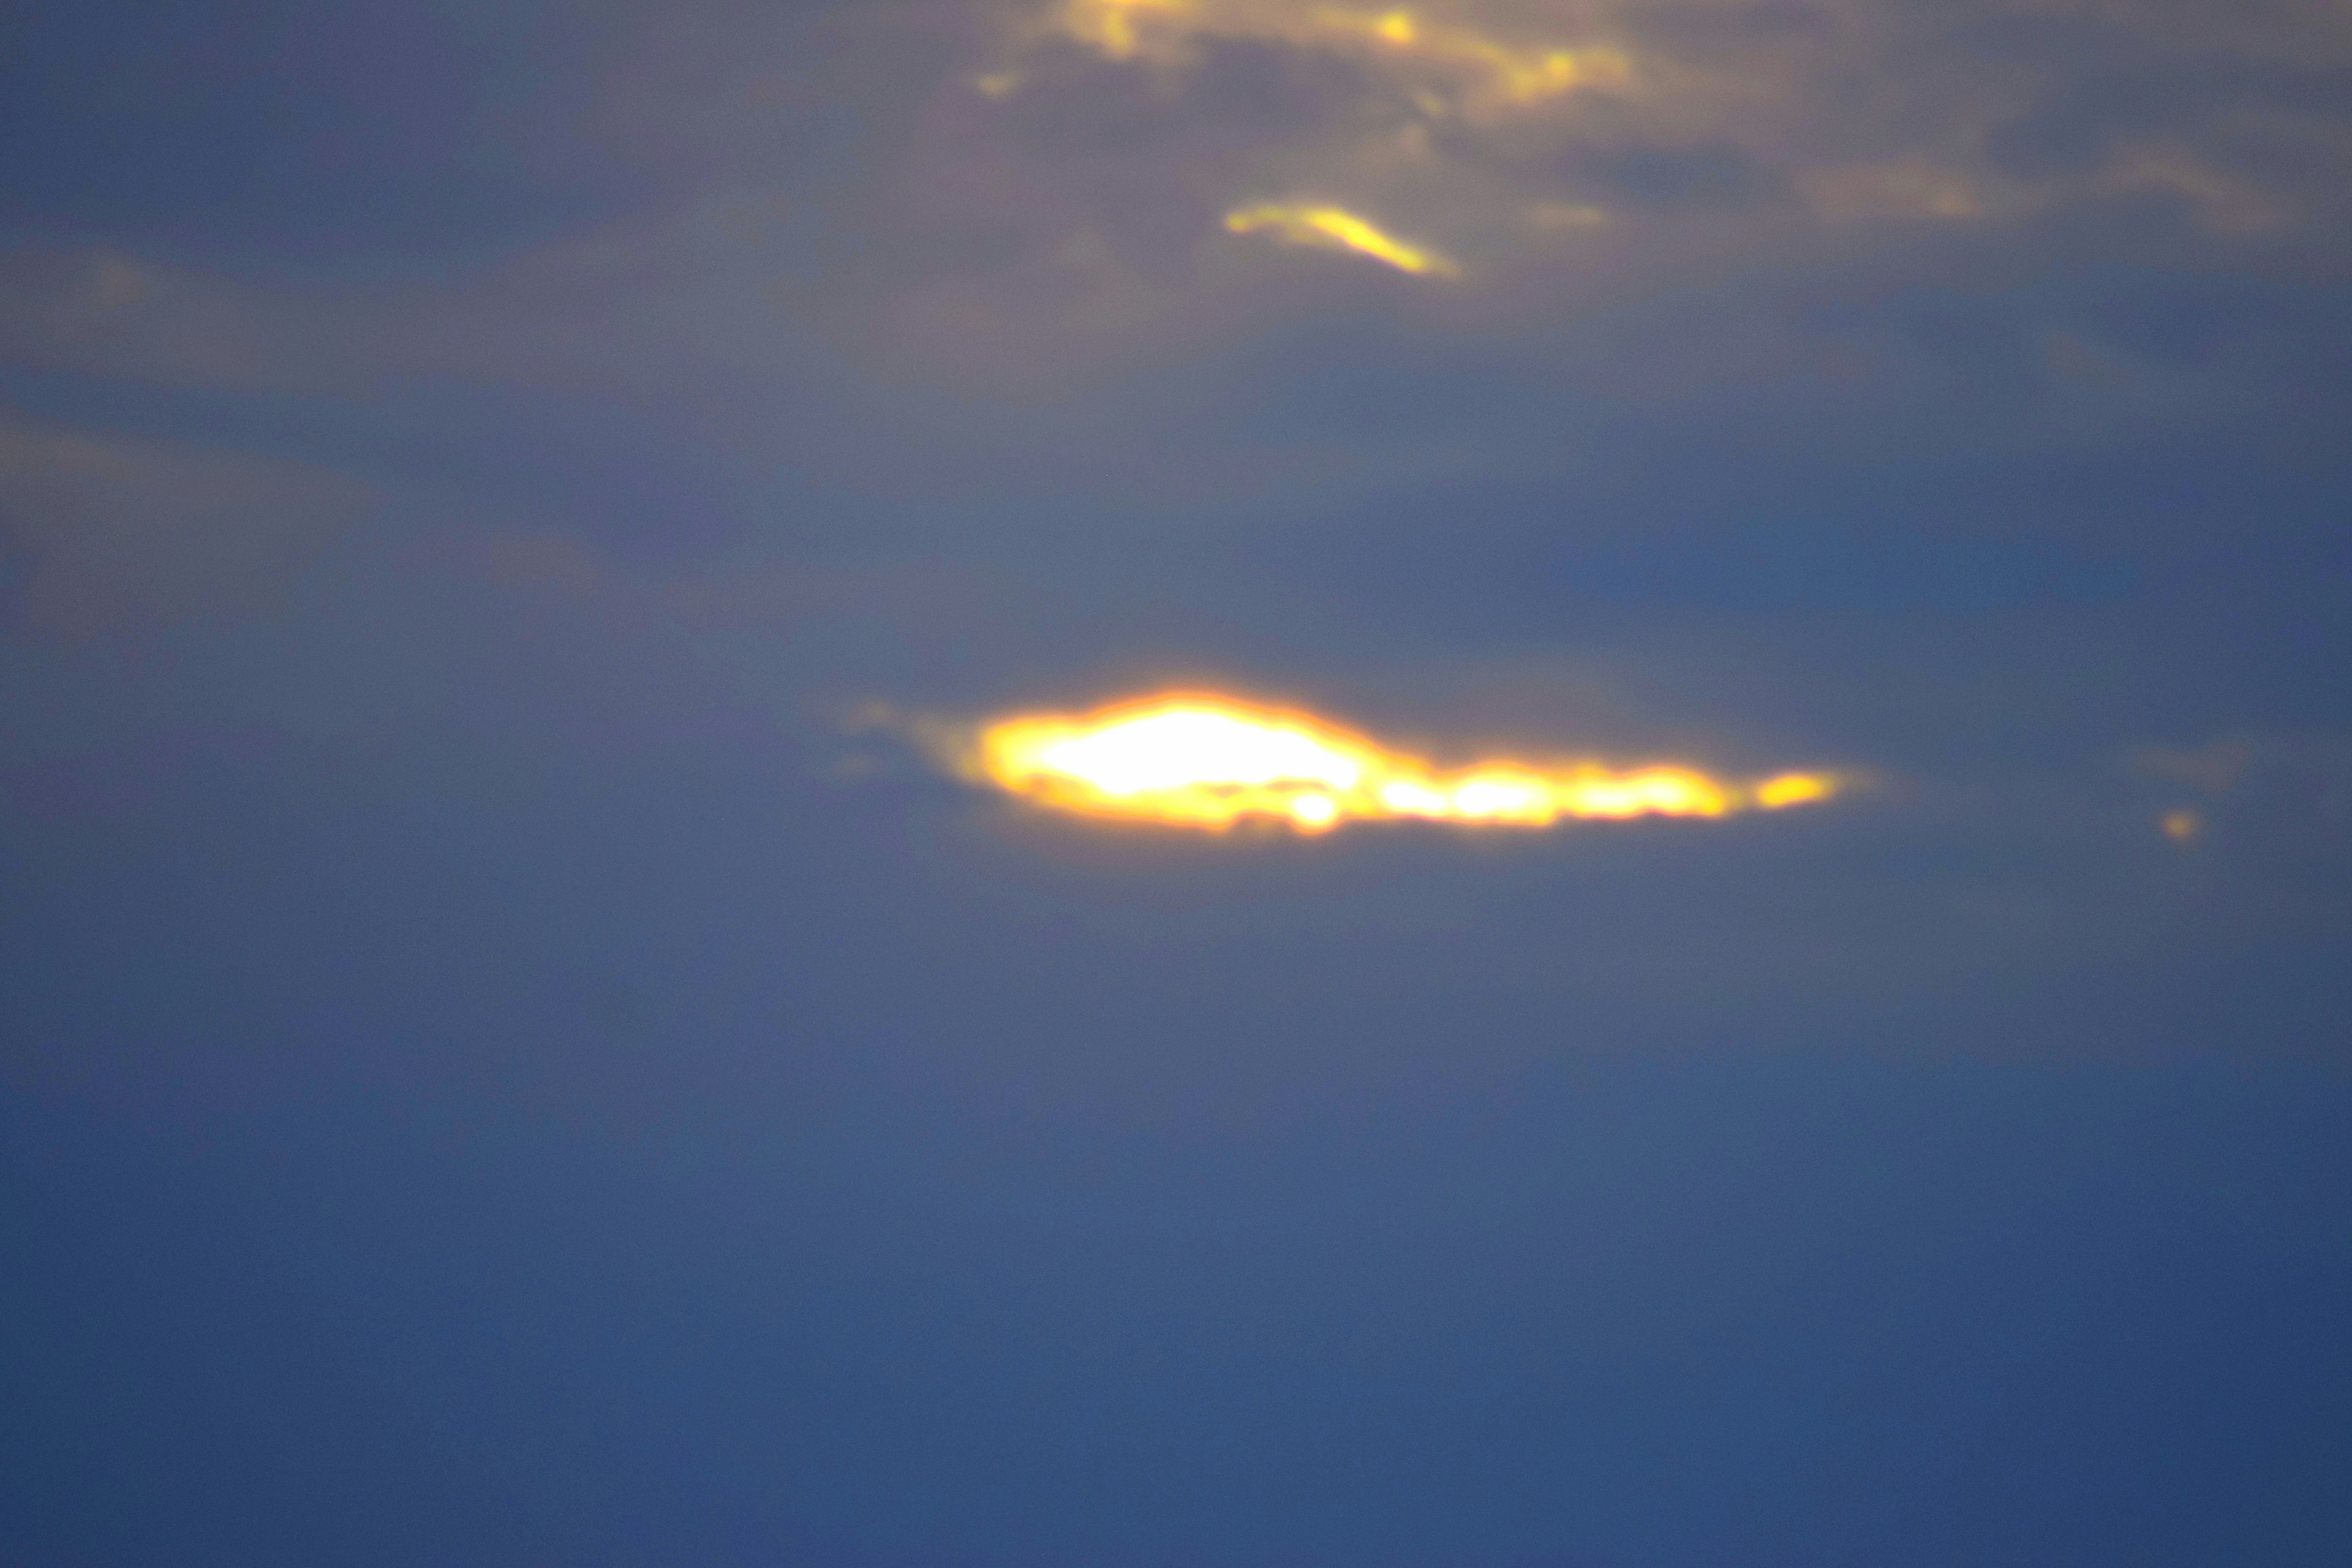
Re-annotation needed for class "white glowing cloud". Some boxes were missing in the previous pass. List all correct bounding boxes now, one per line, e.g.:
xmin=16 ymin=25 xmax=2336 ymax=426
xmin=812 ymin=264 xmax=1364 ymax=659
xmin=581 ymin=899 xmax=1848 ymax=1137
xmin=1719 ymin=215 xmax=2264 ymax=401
xmin=960 ymin=692 xmax=1847 ymax=833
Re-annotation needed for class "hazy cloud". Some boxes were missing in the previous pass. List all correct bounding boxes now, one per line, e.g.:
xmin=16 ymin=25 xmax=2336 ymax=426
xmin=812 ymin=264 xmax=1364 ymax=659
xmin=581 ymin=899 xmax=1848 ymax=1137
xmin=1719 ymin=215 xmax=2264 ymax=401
xmin=0 ymin=416 xmax=371 ymax=641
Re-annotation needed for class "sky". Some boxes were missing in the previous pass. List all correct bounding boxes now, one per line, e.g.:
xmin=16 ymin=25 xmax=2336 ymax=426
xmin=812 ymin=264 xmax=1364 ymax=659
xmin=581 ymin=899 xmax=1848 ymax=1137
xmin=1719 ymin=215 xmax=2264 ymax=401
xmin=3 ymin=1 xmax=2351 ymax=1562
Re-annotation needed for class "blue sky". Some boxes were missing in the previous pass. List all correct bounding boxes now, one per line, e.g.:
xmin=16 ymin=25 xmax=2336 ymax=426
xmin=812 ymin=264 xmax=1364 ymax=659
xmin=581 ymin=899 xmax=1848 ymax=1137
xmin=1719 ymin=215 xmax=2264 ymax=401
xmin=4 ymin=2 xmax=2351 ymax=1563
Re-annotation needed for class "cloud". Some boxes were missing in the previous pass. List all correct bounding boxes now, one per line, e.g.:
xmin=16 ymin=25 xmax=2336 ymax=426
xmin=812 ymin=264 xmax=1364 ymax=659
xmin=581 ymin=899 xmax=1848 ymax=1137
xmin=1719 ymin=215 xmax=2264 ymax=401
xmin=956 ymin=0 xmax=2352 ymax=281
xmin=0 ymin=416 xmax=372 ymax=642
xmin=1 ymin=0 xmax=2345 ymax=619
xmin=0 ymin=1 xmax=2344 ymax=1081
xmin=2133 ymin=736 xmax=2258 ymax=797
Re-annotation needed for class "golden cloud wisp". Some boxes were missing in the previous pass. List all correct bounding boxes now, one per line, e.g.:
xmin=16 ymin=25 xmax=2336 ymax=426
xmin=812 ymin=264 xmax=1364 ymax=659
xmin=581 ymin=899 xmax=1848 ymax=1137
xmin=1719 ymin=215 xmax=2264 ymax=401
xmin=1224 ymin=203 xmax=1459 ymax=276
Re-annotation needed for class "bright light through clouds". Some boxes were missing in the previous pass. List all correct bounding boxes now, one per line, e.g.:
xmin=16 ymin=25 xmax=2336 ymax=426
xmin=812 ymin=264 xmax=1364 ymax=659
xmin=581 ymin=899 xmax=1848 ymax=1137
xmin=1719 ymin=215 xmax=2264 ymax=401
xmin=1039 ymin=2 xmax=1630 ymax=118
xmin=972 ymin=4 xmax=1638 ymax=271
xmin=972 ymin=693 xmax=1845 ymax=832
xmin=1224 ymin=204 xmax=1460 ymax=277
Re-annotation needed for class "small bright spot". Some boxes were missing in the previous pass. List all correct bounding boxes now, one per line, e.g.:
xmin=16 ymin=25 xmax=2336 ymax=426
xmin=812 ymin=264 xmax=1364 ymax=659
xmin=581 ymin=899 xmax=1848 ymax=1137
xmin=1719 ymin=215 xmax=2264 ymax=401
xmin=2162 ymin=809 xmax=2204 ymax=845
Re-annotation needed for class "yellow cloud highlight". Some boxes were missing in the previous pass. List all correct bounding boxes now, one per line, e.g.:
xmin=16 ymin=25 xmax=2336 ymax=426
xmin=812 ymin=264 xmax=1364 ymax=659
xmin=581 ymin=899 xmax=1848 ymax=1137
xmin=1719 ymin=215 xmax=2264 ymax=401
xmin=1225 ymin=203 xmax=1458 ymax=276
xmin=1043 ymin=1 xmax=1628 ymax=118
xmin=1331 ymin=10 xmax=1629 ymax=107
xmin=1063 ymin=0 xmax=1190 ymax=59
xmin=972 ymin=693 xmax=1844 ymax=833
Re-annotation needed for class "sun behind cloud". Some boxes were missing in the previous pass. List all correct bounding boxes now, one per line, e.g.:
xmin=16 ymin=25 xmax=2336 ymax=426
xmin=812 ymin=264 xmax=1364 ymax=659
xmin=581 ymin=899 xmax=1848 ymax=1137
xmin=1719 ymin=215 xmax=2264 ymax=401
xmin=964 ymin=692 xmax=1845 ymax=832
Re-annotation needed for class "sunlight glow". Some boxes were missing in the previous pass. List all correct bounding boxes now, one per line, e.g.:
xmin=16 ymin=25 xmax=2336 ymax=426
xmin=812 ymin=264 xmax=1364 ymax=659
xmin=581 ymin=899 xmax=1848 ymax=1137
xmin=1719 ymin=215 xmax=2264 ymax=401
xmin=973 ymin=694 xmax=1844 ymax=833
xmin=1224 ymin=203 xmax=1459 ymax=276
xmin=1044 ymin=1 xmax=1630 ymax=117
